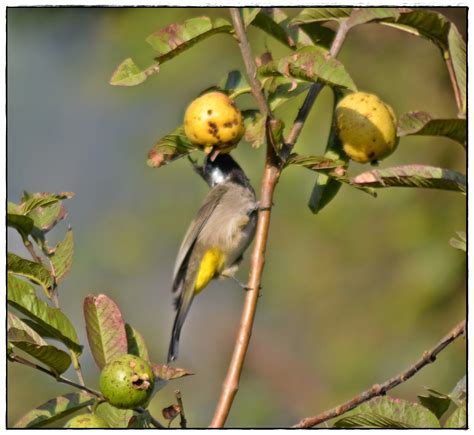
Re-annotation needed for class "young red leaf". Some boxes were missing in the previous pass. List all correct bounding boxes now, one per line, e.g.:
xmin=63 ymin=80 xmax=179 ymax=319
xmin=84 ymin=294 xmax=128 ymax=369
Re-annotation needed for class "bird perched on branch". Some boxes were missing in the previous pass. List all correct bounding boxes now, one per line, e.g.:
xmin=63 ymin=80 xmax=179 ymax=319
xmin=168 ymin=153 xmax=258 ymax=362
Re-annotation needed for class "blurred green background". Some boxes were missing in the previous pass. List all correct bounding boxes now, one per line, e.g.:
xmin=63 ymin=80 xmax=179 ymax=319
xmin=7 ymin=7 xmax=466 ymax=428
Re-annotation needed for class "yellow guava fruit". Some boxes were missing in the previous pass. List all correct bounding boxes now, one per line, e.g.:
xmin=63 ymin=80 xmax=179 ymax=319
xmin=184 ymin=91 xmax=244 ymax=153
xmin=335 ymin=92 xmax=398 ymax=163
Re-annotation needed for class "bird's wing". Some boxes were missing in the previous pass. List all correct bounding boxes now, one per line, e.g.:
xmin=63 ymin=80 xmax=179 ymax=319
xmin=172 ymin=184 xmax=229 ymax=293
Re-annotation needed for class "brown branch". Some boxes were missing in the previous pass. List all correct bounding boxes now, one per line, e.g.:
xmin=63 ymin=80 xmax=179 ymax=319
xmin=209 ymin=10 xmax=282 ymax=428
xmin=210 ymin=10 xmax=353 ymax=428
xmin=444 ymin=51 xmax=464 ymax=116
xmin=292 ymin=319 xmax=466 ymax=428
xmin=229 ymin=8 xmax=271 ymax=117
xmin=281 ymin=19 xmax=350 ymax=160
xmin=210 ymin=150 xmax=280 ymax=428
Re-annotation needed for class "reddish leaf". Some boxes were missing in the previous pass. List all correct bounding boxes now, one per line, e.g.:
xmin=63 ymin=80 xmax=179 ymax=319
xmin=83 ymin=294 xmax=128 ymax=369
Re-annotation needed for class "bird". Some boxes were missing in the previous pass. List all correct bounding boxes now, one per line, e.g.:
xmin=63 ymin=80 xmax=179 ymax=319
xmin=167 ymin=153 xmax=258 ymax=362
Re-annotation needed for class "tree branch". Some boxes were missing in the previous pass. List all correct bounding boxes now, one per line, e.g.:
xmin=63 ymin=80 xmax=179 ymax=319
xmin=209 ymin=10 xmax=282 ymax=429
xmin=210 ymin=149 xmax=280 ymax=427
xmin=210 ymin=10 xmax=353 ymax=428
xmin=292 ymin=319 xmax=466 ymax=428
xmin=229 ymin=8 xmax=271 ymax=117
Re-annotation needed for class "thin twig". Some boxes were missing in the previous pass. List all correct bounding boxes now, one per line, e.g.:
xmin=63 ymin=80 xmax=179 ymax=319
xmin=23 ymin=238 xmax=44 ymax=265
xmin=292 ymin=320 xmax=466 ymax=428
xmin=9 ymin=353 xmax=103 ymax=398
xmin=281 ymin=19 xmax=350 ymax=160
xmin=175 ymin=390 xmax=187 ymax=428
xmin=229 ymin=8 xmax=271 ymax=117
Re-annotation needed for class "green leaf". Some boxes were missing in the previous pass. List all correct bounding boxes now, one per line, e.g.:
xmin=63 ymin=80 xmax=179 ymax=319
xmin=243 ymin=110 xmax=265 ymax=149
xmin=448 ymin=25 xmax=466 ymax=114
xmin=20 ymin=318 xmax=56 ymax=340
xmin=297 ymin=23 xmax=335 ymax=49
xmin=110 ymin=57 xmax=148 ymax=87
xmin=288 ymin=153 xmax=376 ymax=198
xmin=242 ymin=8 xmax=261 ymax=27
xmin=418 ymin=390 xmax=452 ymax=419
xmin=94 ymin=402 xmax=134 ymax=428
xmin=20 ymin=191 xmax=74 ymax=216
xmin=8 ymin=201 xmax=20 ymax=214
xmin=398 ymin=111 xmax=466 ymax=147
xmin=7 ymin=274 xmax=82 ymax=354
xmin=308 ymin=89 xmax=349 ymax=213
xmin=266 ymin=76 xmax=311 ymax=111
xmin=146 ymin=16 xmax=232 ymax=63
xmin=449 ymin=376 xmax=466 ymax=405
xmin=83 ymin=294 xmax=128 ymax=369
xmin=346 ymin=8 xmax=401 ymax=27
xmin=445 ymin=405 xmax=466 ymax=428
xmin=125 ymin=323 xmax=150 ymax=362
xmin=7 ymin=252 xmax=53 ymax=296
xmin=334 ymin=413 xmax=411 ymax=428
xmin=147 ymin=125 xmax=198 ymax=168
xmin=292 ymin=7 xmax=400 ymax=28
xmin=381 ymin=9 xmax=466 ymax=113
xmin=13 ymin=393 xmax=95 ymax=428
xmin=449 ymin=231 xmax=466 ymax=252
xmin=219 ymin=70 xmax=251 ymax=98
xmin=285 ymin=153 xmax=347 ymax=171
xmin=309 ymin=176 xmax=344 ymax=213
xmin=28 ymin=202 xmax=68 ymax=236
xmin=128 ymin=412 xmax=152 ymax=428
xmin=249 ymin=8 xmax=317 ymax=49
xmin=386 ymin=10 xmax=451 ymax=48
xmin=351 ymin=165 xmax=466 ymax=193
xmin=49 ymin=227 xmax=74 ymax=284
xmin=291 ymin=8 xmax=353 ymax=25
xmin=259 ymin=46 xmax=357 ymax=91
xmin=8 ymin=312 xmax=71 ymax=375
xmin=7 ymin=213 xmax=34 ymax=241
xmin=333 ymin=397 xmax=440 ymax=428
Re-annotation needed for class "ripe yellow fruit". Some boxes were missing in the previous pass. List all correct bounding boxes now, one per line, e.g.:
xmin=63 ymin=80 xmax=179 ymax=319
xmin=335 ymin=92 xmax=398 ymax=163
xmin=184 ymin=92 xmax=244 ymax=153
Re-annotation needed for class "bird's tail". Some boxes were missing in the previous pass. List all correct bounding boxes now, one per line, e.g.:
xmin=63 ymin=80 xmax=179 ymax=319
xmin=167 ymin=286 xmax=195 ymax=363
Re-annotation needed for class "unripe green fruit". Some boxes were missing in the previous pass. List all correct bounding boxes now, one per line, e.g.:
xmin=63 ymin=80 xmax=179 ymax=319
xmin=99 ymin=354 xmax=155 ymax=409
xmin=336 ymin=91 xmax=398 ymax=163
xmin=184 ymin=91 xmax=244 ymax=153
xmin=64 ymin=413 xmax=109 ymax=428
